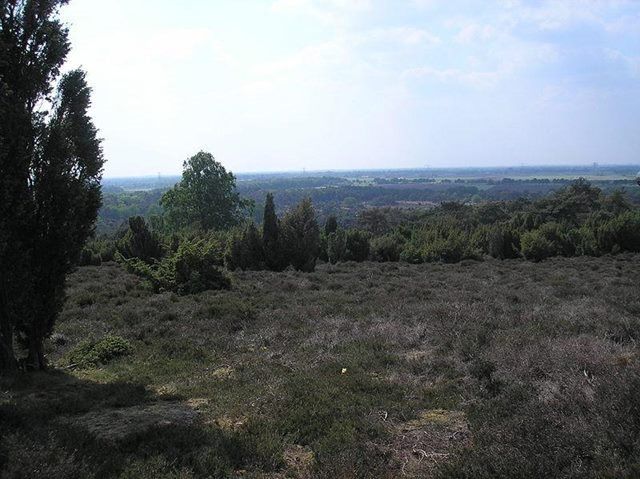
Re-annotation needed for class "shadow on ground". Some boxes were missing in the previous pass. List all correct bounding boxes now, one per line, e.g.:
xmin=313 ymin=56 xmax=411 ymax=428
xmin=0 ymin=371 xmax=261 ymax=479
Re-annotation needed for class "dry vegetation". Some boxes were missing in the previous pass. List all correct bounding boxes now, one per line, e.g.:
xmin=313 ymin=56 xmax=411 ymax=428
xmin=2 ymin=255 xmax=640 ymax=478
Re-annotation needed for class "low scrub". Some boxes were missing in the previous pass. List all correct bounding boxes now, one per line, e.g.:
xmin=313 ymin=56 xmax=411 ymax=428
xmin=66 ymin=335 xmax=131 ymax=368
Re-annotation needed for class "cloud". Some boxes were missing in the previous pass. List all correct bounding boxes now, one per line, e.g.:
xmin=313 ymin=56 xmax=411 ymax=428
xmin=606 ymin=49 xmax=640 ymax=78
xmin=363 ymin=27 xmax=440 ymax=46
xmin=271 ymin=0 xmax=371 ymax=26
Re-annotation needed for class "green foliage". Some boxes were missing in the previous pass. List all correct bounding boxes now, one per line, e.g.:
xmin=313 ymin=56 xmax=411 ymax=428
xmin=281 ymin=198 xmax=320 ymax=272
xmin=173 ymin=239 xmax=232 ymax=294
xmin=324 ymin=215 xmax=338 ymax=235
xmin=370 ymin=234 xmax=403 ymax=262
xmin=402 ymin=220 xmax=478 ymax=264
xmin=520 ymin=229 xmax=560 ymax=262
xmin=78 ymin=248 xmax=102 ymax=266
xmin=160 ymin=151 xmax=251 ymax=232
xmin=262 ymin=193 xmax=285 ymax=271
xmin=117 ymin=216 xmax=164 ymax=263
xmin=344 ymin=229 xmax=370 ymax=262
xmin=487 ymin=224 xmax=520 ymax=259
xmin=596 ymin=210 xmax=640 ymax=254
xmin=327 ymin=230 xmax=347 ymax=265
xmin=0 ymin=0 xmax=105 ymax=374
xmin=120 ymin=238 xmax=230 ymax=295
xmin=66 ymin=335 xmax=132 ymax=368
xmin=225 ymin=223 xmax=264 ymax=271
xmin=87 ymin=237 xmax=117 ymax=262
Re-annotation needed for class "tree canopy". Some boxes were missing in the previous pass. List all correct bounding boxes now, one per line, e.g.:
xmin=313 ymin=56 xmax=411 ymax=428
xmin=160 ymin=151 xmax=251 ymax=232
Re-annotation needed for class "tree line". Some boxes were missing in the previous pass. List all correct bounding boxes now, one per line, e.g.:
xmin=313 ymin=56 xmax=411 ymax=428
xmin=85 ymin=163 xmax=640 ymax=298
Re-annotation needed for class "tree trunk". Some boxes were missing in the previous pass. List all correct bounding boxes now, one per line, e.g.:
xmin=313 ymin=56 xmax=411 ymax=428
xmin=27 ymin=335 xmax=45 ymax=371
xmin=0 ymin=329 xmax=17 ymax=374
xmin=0 ymin=300 xmax=18 ymax=374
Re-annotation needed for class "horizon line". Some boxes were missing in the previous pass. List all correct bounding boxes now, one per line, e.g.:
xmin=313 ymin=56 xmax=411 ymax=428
xmin=102 ymin=163 xmax=640 ymax=180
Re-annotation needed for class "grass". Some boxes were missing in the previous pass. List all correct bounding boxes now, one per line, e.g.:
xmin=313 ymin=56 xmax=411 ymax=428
xmin=2 ymin=255 xmax=640 ymax=477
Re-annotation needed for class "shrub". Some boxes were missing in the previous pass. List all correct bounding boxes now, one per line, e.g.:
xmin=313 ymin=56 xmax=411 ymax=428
xmin=120 ymin=238 xmax=230 ymax=294
xmin=421 ymin=233 xmax=476 ymax=263
xmin=370 ymin=234 xmax=402 ymax=262
xmin=399 ymin=243 xmax=423 ymax=264
xmin=596 ymin=211 xmax=640 ymax=254
xmin=66 ymin=335 xmax=132 ymax=367
xmin=521 ymin=222 xmax=573 ymax=261
xmin=117 ymin=216 xmax=164 ymax=263
xmin=520 ymin=229 xmax=559 ymax=262
xmin=173 ymin=239 xmax=231 ymax=294
xmin=327 ymin=230 xmax=346 ymax=264
xmin=344 ymin=230 xmax=370 ymax=262
xmin=571 ymin=225 xmax=600 ymax=256
xmin=225 ymin=223 xmax=263 ymax=271
xmin=78 ymin=247 xmax=102 ymax=266
xmin=487 ymin=224 xmax=520 ymax=259
xmin=91 ymin=238 xmax=117 ymax=262
xmin=280 ymin=198 xmax=320 ymax=272
xmin=324 ymin=215 xmax=338 ymax=235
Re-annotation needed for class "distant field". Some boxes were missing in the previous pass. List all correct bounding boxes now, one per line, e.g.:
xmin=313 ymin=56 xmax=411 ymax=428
xmin=2 ymin=256 xmax=639 ymax=478
xmin=96 ymin=165 xmax=640 ymax=235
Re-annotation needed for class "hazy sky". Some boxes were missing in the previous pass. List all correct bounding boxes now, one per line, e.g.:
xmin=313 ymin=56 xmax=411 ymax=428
xmin=61 ymin=0 xmax=640 ymax=177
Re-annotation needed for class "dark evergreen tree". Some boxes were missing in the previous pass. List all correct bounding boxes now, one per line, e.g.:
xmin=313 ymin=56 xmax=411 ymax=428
xmin=344 ymin=229 xmax=371 ymax=262
xmin=117 ymin=216 xmax=164 ymax=263
xmin=327 ymin=230 xmax=346 ymax=264
xmin=281 ymin=198 xmax=320 ymax=272
xmin=225 ymin=223 xmax=263 ymax=271
xmin=262 ymin=193 xmax=283 ymax=271
xmin=19 ymin=69 xmax=104 ymax=369
xmin=1 ymin=1 xmax=104 ymax=372
xmin=324 ymin=215 xmax=338 ymax=235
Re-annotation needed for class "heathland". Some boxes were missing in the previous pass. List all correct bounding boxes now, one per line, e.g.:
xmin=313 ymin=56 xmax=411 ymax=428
xmin=2 ymin=254 xmax=639 ymax=478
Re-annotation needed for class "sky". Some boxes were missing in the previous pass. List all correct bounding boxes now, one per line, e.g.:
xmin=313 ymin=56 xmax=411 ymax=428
xmin=60 ymin=0 xmax=640 ymax=177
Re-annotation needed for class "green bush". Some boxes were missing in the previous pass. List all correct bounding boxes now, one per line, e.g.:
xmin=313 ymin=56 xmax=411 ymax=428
xmin=597 ymin=210 xmax=640 ymax=254
xmin=225 ymin=223 xmax=263 ymax=271
xmin=399 ymin=243 xmax=423 ymax=264
xmin=327 ymin=230 xmax=346 ymax=264
xmin=370 ymin=234 xmax=402 ymax=262
xmin=117 ymin=216 xmax=164 ymax=263
xmin=344 ymin=229 xmax=370 ymax=262
xmin=120 ymin=238 xmax=230 ymax=295
xmin=521 ymin=222 xmax=574 ymax=261
xmin=487 ymin=224 xmax=520 ymax=259
xmin=421 ymin=232 xmax=477 ymax=263
xmin=67 ymin=335 xmax=132 ymax=367
xmin=520 ymin=229 xmax=559 ymax=262
xmin=78 ymin=247 xmax=102 ymax=266
xmin=280 ymin=198 xmax=320 ymax=272
xmin=174 ymin=239 xmax=231 ymax=294
xmin=571 ymin=225 xmax=600 ymax=256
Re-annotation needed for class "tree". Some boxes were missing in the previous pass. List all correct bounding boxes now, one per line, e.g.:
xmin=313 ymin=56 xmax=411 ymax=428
xmin=22 ymin=69 xmax=103 ymax=370
xmin=358 ymin=208 xmax=389 ymax=235
xmin=1 ymin=1 xmax=104 ymax=372
xmin=225 ymin=223 xmax=264 ymax=271
xmin=281 ymin=198 xmax=320 ymax=272
xmin=344 ymin=229 xmax=370 ymax=262
xmin=327 ymin=230 xmax=346 ymax=264
xmin=262 ymin=193 xmax=284 ymax=271
xmin=117 ymin=216 xmax=164 ymax=263
xmin=160 ymin=151 xmax=250 ymax=232
xmin=324 ymin=215 xmax=338 ymax=235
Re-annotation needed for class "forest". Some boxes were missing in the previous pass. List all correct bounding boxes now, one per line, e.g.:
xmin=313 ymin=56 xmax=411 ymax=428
xmin=2 ymin=1 xmax=640 ymax=478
